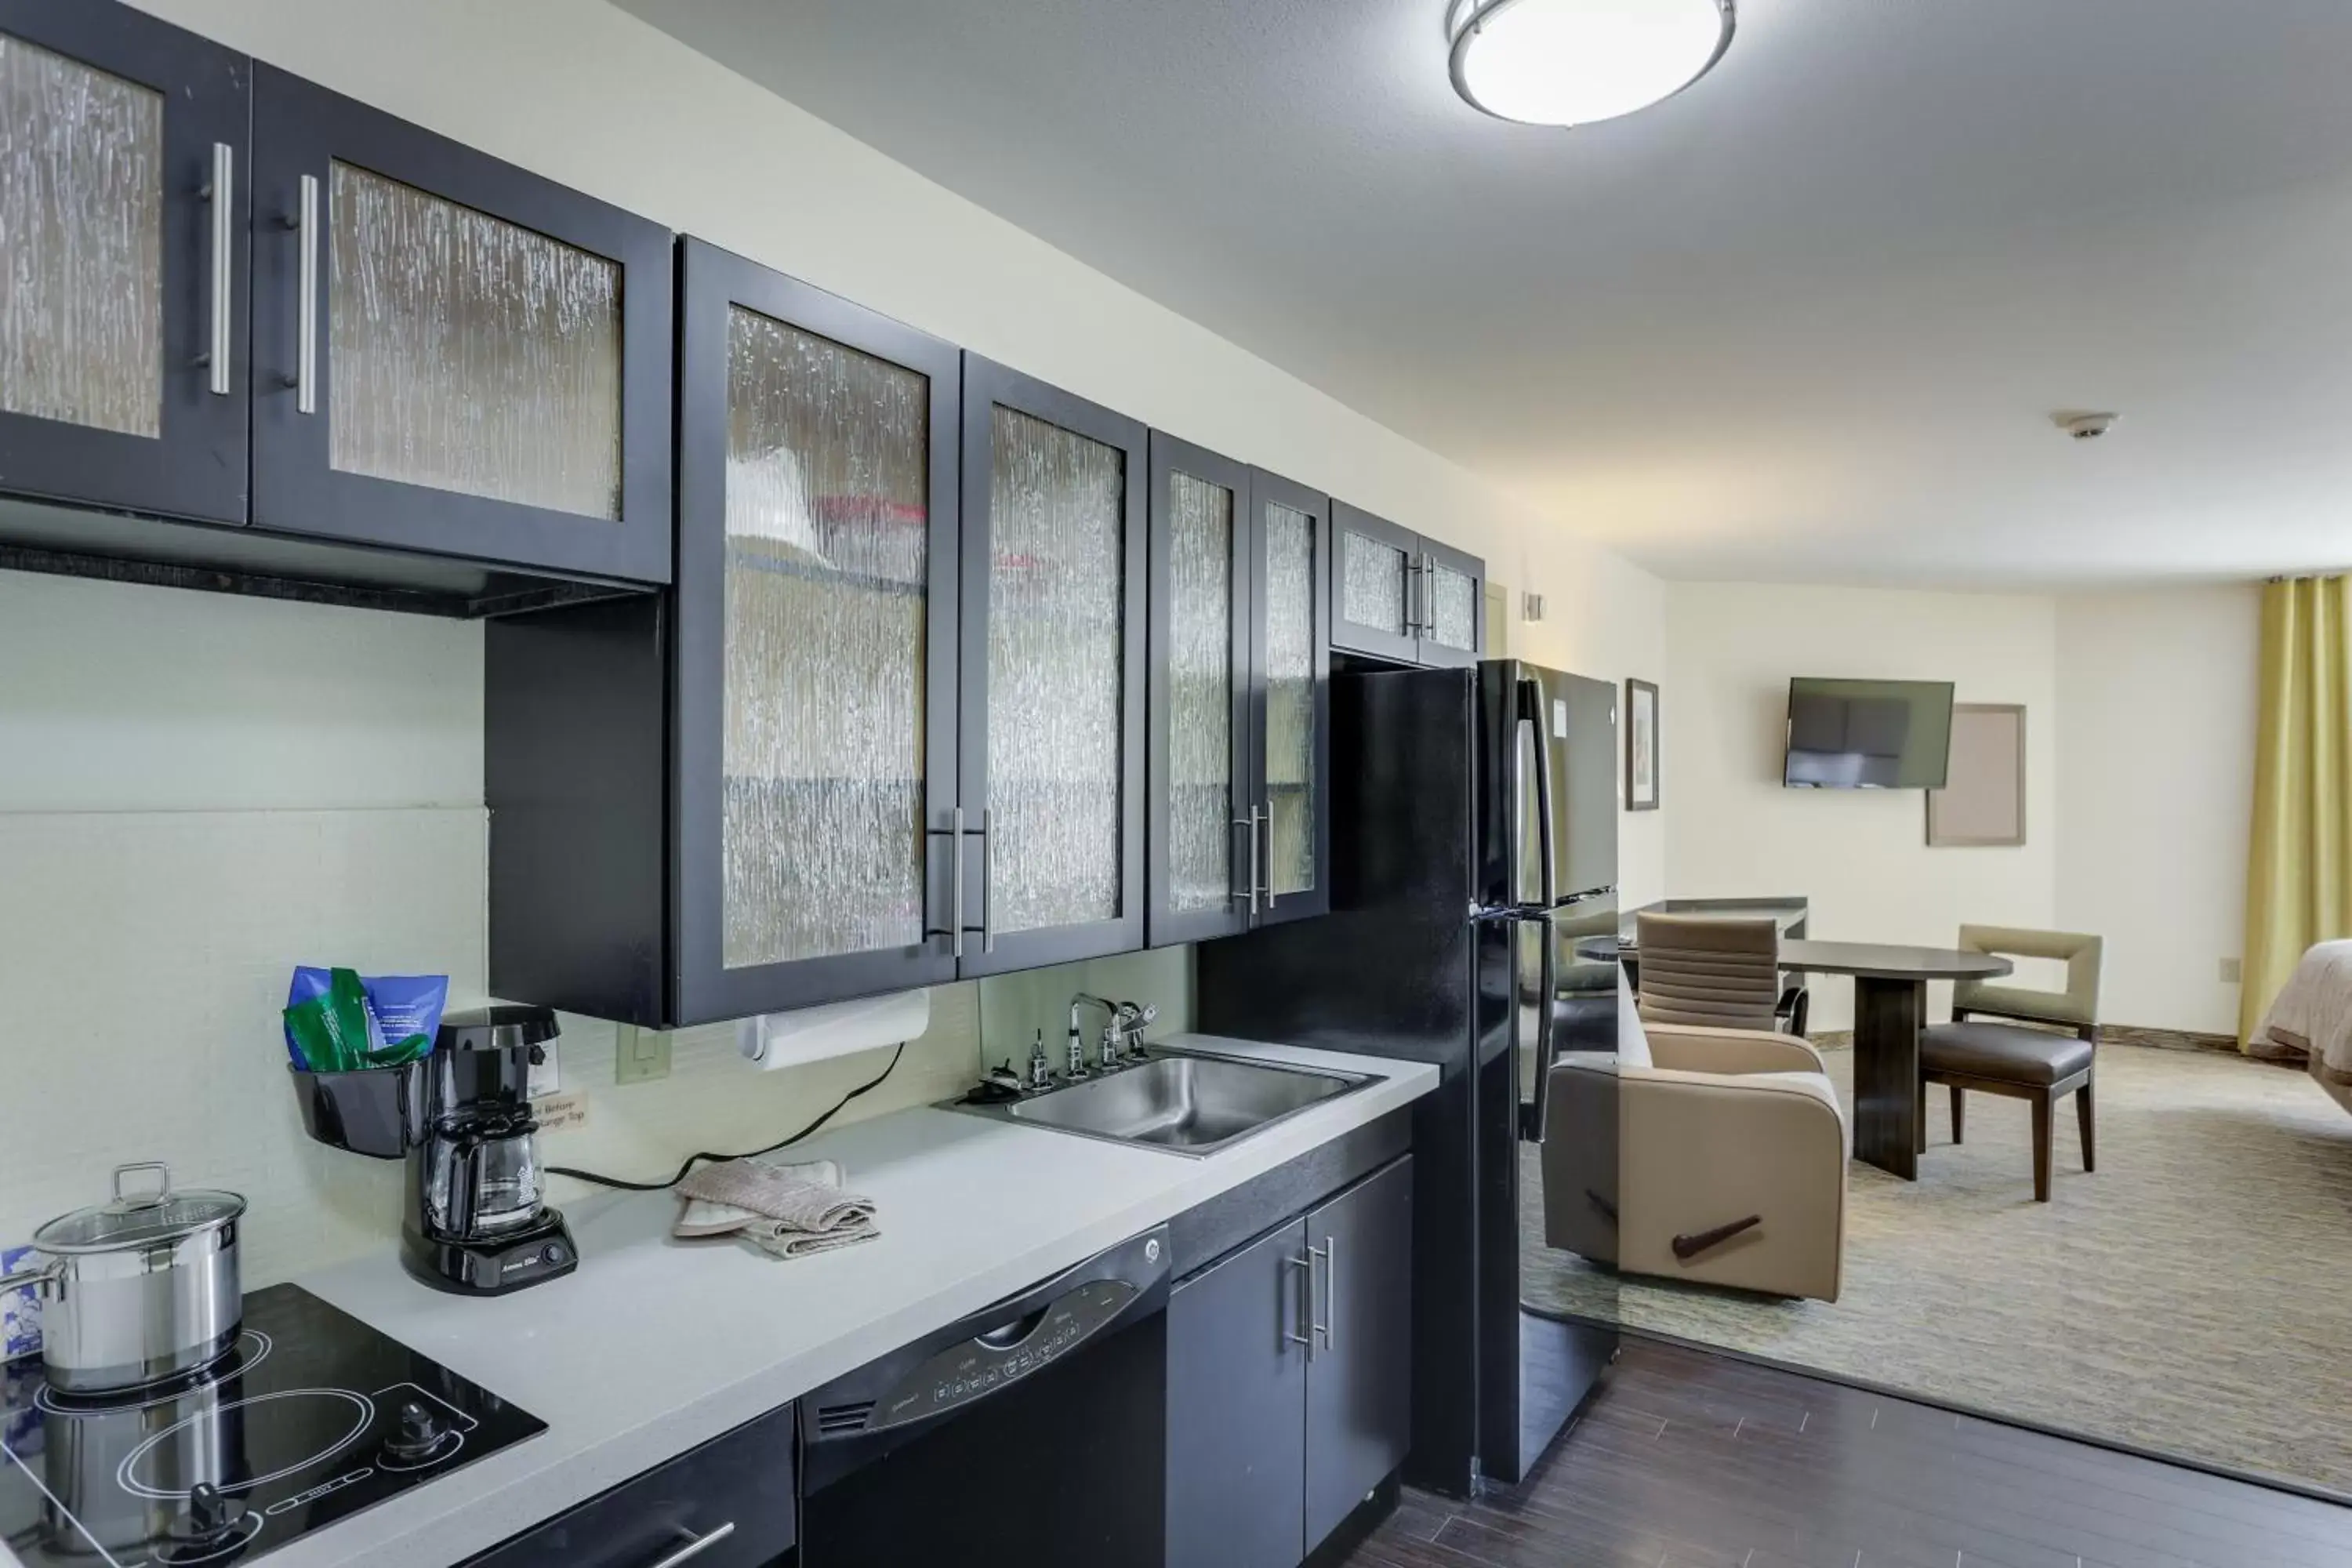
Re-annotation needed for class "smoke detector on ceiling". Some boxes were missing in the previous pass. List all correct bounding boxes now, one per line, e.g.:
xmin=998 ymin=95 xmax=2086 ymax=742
xmin=2055 ymin=411 xmax=2119 ymax=441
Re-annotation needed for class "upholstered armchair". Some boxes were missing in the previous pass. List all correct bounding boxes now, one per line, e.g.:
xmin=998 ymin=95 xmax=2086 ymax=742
xmin=1544 ymin=1010 xmax=1848 ymax=1302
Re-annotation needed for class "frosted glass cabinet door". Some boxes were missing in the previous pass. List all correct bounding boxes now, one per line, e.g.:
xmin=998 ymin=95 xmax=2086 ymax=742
xmin=1329 ymin=502 xmax=1422 ymax=665
xmin=1147 ymin=435 xmax=1251 ymax=947
xmin=0 ymin=4 xmax=248 ymax=524
xmin=671 ymin=240 xmax=964 ymax=1022
xmin=959 ymin=357 xmax=1147 ymax=975
xmin=1250 ymin=469 xmax=1332 ymax=926
xmin=1414 ymin=535 xmax=1486 ymax=670
xmin=251 ymin=66 xmax=673 ymax=585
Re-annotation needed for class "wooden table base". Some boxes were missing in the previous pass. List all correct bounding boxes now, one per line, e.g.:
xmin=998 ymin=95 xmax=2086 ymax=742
xmin=1852 ymin=975 xmax=1924 ymax=1180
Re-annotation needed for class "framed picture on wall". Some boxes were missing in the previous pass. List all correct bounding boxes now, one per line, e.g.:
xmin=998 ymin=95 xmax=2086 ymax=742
xmin=1625 ymin=678 xmax=1660 ymax=811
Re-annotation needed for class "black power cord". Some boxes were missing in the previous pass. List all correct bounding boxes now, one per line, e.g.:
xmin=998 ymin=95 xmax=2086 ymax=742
xmin=547 ymin=1040 xmax=907 ymax=1193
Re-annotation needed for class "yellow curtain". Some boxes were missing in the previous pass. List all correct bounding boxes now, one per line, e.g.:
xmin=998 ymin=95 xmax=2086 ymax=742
xmin=2241 ymin=576 xmax=2352 ymax=1047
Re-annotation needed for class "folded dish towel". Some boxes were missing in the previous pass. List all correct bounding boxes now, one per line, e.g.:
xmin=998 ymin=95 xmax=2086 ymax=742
xmin=672 ymin=1157 xmax=880 ymax=1259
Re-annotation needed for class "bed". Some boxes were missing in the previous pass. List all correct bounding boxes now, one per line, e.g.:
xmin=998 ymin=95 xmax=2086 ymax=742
xmin=2254 ymin=940 xmax=2352 ymax=1116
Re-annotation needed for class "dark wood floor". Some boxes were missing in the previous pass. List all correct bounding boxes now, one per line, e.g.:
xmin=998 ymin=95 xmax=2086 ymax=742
xmin=1338 ymin=1336 xmax=2352 ymax=1568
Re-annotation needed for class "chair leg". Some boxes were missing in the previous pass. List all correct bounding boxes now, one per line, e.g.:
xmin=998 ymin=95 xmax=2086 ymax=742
xmin=2076 ymin=1080 xmax=2096 ymax=1174
xmin=1950 ymin=1086 xmax=1965 ymax=1145
xmin=2031 ymin=1094 xmax=2053 ymax=1203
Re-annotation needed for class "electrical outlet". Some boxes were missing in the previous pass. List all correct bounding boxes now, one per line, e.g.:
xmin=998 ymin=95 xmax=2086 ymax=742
xmin=615 ymin=1023 xmax=673 ymax=1083
xmin=2220 ymin=956 xmax=2241 ymax=985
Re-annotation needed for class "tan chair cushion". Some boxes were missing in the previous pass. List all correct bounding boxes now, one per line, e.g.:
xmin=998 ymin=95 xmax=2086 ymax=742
xmin=1920 ymin=1021 xmax=2093 ymax=1085
xmin=1636 ymin=913 xmax=1782 ymax=1032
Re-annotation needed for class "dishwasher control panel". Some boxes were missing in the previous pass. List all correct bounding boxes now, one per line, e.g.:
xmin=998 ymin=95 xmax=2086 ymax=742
xmin=804 ymin=1223 xmax=1171 ymax=1445
xmin=874 ymin=1279 xmax=1137 ymax=1429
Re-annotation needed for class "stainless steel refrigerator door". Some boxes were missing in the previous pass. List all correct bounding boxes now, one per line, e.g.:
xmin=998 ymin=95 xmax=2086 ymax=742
xmin=1478 ymin=662 xmax=1619 ymax=911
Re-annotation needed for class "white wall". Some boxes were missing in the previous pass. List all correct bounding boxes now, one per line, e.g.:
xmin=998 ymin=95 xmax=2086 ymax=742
xmin=1664 ymin=583 xmax=2061 ymax=1031
xmin=2055 ymin=586 xmax=2261 ymax=1036
xmin=2 ymin=0 xmax=1665 ymax=1281
xmin=1662 ymin=579 xmax=2262 ymax=1037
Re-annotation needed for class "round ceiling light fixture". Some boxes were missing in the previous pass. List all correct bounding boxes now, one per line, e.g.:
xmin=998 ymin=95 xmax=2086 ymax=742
xmin=1447 ymin=0 xmax=1737 ymax=128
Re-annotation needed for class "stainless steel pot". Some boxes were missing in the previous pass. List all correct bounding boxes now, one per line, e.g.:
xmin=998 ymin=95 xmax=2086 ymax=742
xmin=1 ymin=1163 xmax=246 ymax=1393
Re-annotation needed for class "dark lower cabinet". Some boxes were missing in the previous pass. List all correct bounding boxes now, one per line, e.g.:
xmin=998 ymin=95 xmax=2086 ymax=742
xmin=1167 ymin=1218 xmax=1311 ymax=1568
xmin=1303 ymin=1154 xmax=1415 ymax=1546
xmin=463 ymin=1402 xmax=796 ymax=1567
xmin=1167 ymin=1154 xmax=1414 ymax=1568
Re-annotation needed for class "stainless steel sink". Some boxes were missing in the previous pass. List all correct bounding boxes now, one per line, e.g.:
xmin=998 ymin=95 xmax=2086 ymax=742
xmin=953 ymin=1049 xmax=1371 ymax=1156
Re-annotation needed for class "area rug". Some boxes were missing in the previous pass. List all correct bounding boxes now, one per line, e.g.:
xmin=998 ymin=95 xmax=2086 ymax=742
xmin=1521 ymin=1041 xmax=2352 ymax=1497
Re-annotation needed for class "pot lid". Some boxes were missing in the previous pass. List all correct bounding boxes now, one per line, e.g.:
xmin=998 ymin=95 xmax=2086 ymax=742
xmin=32 ymin=1163 xmax=245 ymax=1253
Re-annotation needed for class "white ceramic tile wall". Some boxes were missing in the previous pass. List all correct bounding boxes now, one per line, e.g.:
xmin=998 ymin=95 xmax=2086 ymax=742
xmin=0 ymin=572 xmax=979 ymax=1287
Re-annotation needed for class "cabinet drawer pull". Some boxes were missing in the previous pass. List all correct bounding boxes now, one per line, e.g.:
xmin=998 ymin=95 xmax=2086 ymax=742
xmin=295 ymin=172 xmax=320 ymax=415
xmin=204 ymin=143 xmax=233 ymax=396
xmin=646 ymin=1520 xmax=734 ymax=1568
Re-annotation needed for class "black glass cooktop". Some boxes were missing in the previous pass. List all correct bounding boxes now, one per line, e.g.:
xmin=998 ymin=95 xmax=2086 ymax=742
xmin=1 ymin=1283 xmax=543 ymax=1566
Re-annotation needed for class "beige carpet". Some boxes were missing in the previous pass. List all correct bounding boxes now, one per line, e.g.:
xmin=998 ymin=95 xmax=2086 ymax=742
xmin=1523 ymin=1040 xmax=2352 ymax=1497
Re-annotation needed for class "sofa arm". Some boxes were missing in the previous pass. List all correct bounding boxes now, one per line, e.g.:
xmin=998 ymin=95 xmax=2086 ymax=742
xmin=1617 ymin=1069 xmax=1847 ymax=1301
xmin=1646 ymin=1025 xmax=1827 ymax=1076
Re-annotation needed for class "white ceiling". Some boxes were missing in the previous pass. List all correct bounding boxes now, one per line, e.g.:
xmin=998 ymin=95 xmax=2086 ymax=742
xmin=619 ymin=0 xmax=2352 ymax=588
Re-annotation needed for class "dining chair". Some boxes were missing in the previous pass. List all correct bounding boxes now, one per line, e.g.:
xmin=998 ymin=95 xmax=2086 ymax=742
xmin=1918 ymin=925 xmax=2103 ymax=1202
xmin=1634 ymin=913 xmax=1807 ymax=1036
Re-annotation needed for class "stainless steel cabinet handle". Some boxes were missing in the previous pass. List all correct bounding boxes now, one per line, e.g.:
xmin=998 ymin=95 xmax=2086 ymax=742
xmin=204 ymin=143 xmax=233 ymax=395
xmin=1259 ymin=806 xmax=1275 ymax=908
xmin=1232 ymin=805 xmax=1263 ymax=916
xmin=1285 ymin=1253 xmax=1315 ymax=1355
xmin=927 ymin=808 xmax=967 ymax=959
xmin=1319 ymin=1234 xmax=1338 ymax=1350
xmin=1402 ymin=557 xmax=1425 ymax=635
xmin=978 ymin=807 xmax=996 ymax=954
xmin=294 ymin=172 xmax=319 ymax=415
xmin=645 ymin=1522 xmax=735 ymax=1568
xmin=1308 ymin=1239 xmax=1332 ymax=1350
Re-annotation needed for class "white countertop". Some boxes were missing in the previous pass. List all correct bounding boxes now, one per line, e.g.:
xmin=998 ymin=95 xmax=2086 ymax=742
xmin=245 ymin=1035 xmax=1436 ymax=1568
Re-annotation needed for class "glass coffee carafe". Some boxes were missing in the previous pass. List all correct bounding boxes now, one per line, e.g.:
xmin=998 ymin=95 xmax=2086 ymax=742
xmin=422 ymin=1120 xmax=545 ymax=1238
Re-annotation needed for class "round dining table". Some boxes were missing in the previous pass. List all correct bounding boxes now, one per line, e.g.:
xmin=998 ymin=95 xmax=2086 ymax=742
xmin=1577 ymin=935 xmax=2013 ymax=1180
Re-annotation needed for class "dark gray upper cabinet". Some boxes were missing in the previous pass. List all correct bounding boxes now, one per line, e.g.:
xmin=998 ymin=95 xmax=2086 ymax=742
xmin=1148 ymin=435 xmax=1254 ymax=946
xmin=956 ymin=355 xmax=1149 ymax=976
xmin=1330 ymin=501 xmax=1485 ymax=669
xmin=1166 ymin=1217 xmax=1311 ymax=1568
xmin=0 ymin=2 xmax=250 ymax=526
xmin=1147 ymin=448 xmax=1333 ymax=946
xmin=249 ymin=66 xmax=673 ymax=585
xmin=1249 ymin=469 xmax=1334 ymax=927
xmin=672 ymin=238 xmax=964 ymax=1021
xmin=488 ymin=241 xmax=965 ymax=1027
xmin=1304 ymin=1154 xmax=1415 ymax=1548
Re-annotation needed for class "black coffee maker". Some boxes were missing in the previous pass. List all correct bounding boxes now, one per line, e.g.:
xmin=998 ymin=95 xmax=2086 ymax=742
xmin=291 ymin=1004 xmax=578 ymax=1295
xmin=400 ymin=1005 xmax=577 ymax=1296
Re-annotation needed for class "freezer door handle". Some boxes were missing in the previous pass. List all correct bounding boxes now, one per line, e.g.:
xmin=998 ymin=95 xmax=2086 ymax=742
xmin=1520 ymin=913 xmax=1560 ymax=1143
xmin=1515 ymin=677 xmax=1557 ymax=909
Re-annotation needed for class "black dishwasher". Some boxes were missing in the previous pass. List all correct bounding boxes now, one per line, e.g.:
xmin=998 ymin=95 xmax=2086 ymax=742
xmin=798 ymin=1225 xmax=1171 ymax=1566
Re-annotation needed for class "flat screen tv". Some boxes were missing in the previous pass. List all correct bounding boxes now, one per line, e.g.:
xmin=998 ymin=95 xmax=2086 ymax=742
xmin=1783 ymin=677 xmax=1955 ymax=789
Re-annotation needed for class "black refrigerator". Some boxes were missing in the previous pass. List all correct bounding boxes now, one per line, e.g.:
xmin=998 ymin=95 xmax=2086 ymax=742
xmin=1199 ymin=659 xmax=1623 ymax=1494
